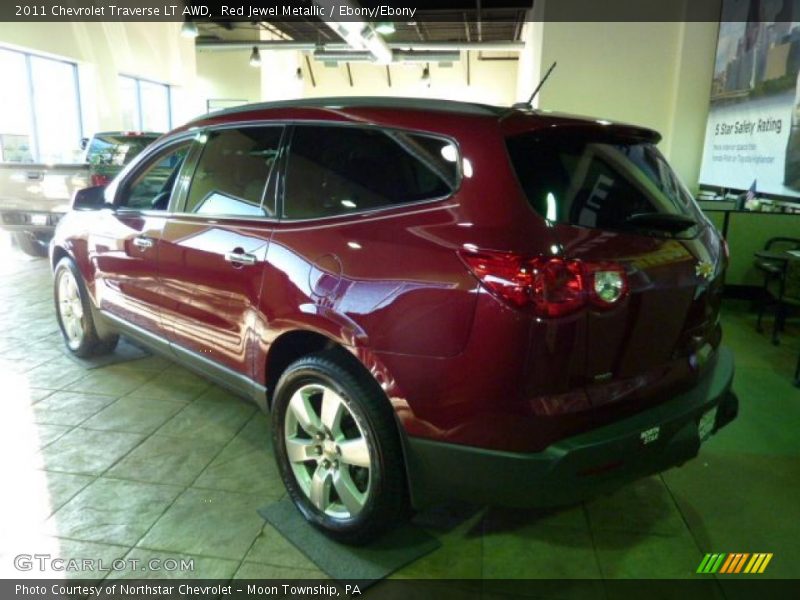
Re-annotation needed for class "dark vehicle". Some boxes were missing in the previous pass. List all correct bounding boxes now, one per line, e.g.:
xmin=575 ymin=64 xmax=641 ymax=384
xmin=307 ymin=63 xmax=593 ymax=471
xmin=0 ymin=131 xmax=159 ymax=256
xmin=50 ymin=98 xmax=737 ymax=544
xmin=83 ymin=131 xmax=163 ymax=187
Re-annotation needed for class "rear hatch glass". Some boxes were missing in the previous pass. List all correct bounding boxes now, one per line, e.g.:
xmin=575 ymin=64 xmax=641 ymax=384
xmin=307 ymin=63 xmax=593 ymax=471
xmin=506 ymin=133 xmax=702 ymax=238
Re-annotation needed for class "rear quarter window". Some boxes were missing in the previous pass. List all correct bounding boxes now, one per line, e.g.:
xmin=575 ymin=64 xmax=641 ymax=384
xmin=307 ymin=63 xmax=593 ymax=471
xmin=283 ymin=125 xmax=459 ymax=220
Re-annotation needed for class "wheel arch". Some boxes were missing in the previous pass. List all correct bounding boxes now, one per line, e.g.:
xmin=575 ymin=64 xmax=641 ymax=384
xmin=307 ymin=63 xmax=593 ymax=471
xmin=50 ymin=243 xmax=71 ymax=272
xmin=264 ymin=327 xmax=418 ymax=509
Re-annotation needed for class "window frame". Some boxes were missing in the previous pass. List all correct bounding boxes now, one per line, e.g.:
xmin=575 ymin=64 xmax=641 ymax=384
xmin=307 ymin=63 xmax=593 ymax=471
xmin=110 ymin=134 xmax=200 ymax=214
xmin=175 ymin=123 xmax=287 ymax=220
xmin=278 ymin=122 xmax=463 ymax=223
xmin=106 ymin=120 xmax=462 ymax=224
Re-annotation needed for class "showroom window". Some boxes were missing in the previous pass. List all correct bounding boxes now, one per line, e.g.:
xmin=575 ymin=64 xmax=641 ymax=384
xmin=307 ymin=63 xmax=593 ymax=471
xmin=0 ymin=46 xmax=82 ymax=163
xmin=283 ymin=125 xmax=459 ymax=220
xmin=183 ymin=127 xmax=284 ymax=217
xmin=119 ymin=75 xmax=172 ymax=133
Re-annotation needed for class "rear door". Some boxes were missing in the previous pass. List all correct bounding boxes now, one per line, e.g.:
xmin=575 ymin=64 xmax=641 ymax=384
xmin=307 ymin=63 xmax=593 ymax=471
xmin=158 ymin=125 xmax=284 ymax=381
xmin=91 ymin=138 xmax=195 ymax=334
xmin=506 ymin=132 xmax=724 ymax=396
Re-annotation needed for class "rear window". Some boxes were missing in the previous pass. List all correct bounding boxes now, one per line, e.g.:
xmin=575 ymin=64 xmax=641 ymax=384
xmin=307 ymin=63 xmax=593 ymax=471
xmin=283 ymin=125 xmax=458 ymax=220
xmin=87 ymin=134 xmax=159 ymax=167
xmin=506 ymin=133 xmax=701 ymax=237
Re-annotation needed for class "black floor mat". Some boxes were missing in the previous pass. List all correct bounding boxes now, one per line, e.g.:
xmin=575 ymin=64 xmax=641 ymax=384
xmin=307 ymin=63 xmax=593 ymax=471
xmin=258 ymin=498 xmax=441 ymax=584
xmin=62 ymin=337 xmax=150 ymax=369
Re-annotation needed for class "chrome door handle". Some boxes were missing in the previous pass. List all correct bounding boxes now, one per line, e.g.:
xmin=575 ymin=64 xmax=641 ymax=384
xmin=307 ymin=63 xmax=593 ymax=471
xmin=132 ymin=236 xmax=154 ymax=249
xmin=224 ymin=251 xmax=257 ymax=266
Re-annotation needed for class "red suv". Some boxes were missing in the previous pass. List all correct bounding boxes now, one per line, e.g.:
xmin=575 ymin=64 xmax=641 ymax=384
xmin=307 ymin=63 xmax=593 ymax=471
xmin=51 ymin=98 xmax=737 ymax=543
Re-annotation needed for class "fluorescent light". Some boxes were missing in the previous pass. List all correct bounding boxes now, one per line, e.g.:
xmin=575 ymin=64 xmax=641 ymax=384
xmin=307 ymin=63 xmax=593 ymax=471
xmin=363 ymin=30 xmax=392 ymax=64
xmin=375 ymin=22 xmax=396 ymax=35
xmin=249 ymin=47 xmax=261 ymax=68
xmin=341 ymin=199 xmax=357 ymax=208
xmin=180 ymin=22 xmax=198 ymax=38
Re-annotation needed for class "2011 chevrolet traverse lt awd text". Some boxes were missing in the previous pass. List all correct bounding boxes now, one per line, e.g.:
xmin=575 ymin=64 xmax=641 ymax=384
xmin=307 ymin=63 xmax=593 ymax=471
xmin=51 ymin=98 xmax=737 ymax=543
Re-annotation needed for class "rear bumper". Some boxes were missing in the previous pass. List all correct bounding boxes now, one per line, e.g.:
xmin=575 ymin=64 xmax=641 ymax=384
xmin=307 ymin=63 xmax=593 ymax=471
xmin=0 ymin=210 xmax=63 ymax=233
xmin=405 ymin=346 xmax=736 ymax=509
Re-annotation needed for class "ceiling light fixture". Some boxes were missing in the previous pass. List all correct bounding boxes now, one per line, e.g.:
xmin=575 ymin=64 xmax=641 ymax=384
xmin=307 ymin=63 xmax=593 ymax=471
xmin=375 ymin=22 xmax=396 ymax=35
xmin=249 ymin=46 xmax=261 ymax=68
xmin=180 ymin=21 xmax=198 ymax=38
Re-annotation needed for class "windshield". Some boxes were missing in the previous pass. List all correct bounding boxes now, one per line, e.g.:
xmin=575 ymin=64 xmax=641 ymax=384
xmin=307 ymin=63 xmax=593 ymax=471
xmin=506 ymin=132 xmax=702 ymax=238
xmin=86 ymin=135 xmax=159 ymax=167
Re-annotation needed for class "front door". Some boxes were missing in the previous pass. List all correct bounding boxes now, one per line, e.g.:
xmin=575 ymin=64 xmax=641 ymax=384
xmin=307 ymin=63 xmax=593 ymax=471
xmin=91 ymin=139 xmax=194 ymax=335
xmin=158 ymin=125 xmax=284 ymax=380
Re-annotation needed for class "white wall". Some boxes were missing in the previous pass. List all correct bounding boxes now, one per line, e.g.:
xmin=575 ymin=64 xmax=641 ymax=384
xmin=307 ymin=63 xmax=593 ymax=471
xmin=0 ymin=22 xmax=200 ymax=133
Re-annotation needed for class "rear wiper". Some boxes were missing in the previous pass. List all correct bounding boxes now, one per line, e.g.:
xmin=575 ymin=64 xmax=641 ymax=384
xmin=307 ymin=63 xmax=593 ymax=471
xmin=625 ymin=212 xmax=697 ymax=233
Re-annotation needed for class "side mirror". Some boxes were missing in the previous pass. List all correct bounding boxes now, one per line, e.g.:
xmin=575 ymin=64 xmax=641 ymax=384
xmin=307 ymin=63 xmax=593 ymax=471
xmin=72 ymin=185 xmax=111 ymax=210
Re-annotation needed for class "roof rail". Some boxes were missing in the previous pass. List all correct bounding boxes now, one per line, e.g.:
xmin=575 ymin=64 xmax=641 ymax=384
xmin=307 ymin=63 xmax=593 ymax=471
xmin=195 ymin=96 xmax=507 ymax=122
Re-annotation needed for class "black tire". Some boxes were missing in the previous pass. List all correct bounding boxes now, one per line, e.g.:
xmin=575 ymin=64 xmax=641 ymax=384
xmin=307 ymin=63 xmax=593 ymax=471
xmin=14 ymin=231 xmax=49 ymax=258
xmin=272 ymin=349 xmax=408 ymax=545
xmin=53 ymin=257 xmax=119 ymax=358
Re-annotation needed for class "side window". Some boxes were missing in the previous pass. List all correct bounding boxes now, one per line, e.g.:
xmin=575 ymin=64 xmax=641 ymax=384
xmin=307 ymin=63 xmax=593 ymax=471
xmin=119 ymin=142 xmax=191 ymax=211
xmin=283 ymin=126 xmax=458 ymax=220
xmin=183 ymin=127 xmax=283 ymax=217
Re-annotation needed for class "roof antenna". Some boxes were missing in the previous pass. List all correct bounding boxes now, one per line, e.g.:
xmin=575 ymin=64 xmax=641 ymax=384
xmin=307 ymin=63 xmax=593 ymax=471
xmin=512 ymin=61 xmax=557 ymax=110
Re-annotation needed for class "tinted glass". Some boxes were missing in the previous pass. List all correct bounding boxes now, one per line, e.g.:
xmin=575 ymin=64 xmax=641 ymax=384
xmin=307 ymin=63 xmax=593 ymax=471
xmin=284 ymin=126 xmax=458 ymax=219
xmin=121 ymin=143 xmax=191 ymax=211
xmin=506 ymin=133 xmax=701 ymax=237
xmin=86 ymin=135 xmax=159 ymax=167
xmin=184 ymin=127 xmax=283 ymax=217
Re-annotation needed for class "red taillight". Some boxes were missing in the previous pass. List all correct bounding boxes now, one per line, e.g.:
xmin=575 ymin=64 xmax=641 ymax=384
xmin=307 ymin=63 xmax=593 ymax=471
xmin=458 ymin=249 xmax=628 ymax=317
xmin=90 ymin=174 xmax=110 ymax=187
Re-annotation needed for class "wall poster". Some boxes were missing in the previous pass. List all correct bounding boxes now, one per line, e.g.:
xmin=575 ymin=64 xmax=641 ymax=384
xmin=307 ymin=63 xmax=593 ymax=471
xmin=699 ymin=0 xmax=800 ymax=197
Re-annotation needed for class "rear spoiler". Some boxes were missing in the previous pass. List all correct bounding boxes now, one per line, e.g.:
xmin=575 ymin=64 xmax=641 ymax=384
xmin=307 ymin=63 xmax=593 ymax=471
xmin=500 ymin=111 xmax=661 ymax=145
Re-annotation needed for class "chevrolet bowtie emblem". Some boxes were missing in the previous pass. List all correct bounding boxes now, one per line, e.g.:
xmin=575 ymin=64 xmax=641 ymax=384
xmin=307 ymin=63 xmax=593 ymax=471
xmin=695 ymin=261 xmax=714 ymax=279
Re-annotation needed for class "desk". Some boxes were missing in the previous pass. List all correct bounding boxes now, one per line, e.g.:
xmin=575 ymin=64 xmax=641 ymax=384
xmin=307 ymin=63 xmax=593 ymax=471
xmin=701 ymin=209 xmax=800 ymax=287
xmin=754 ymin=250 xmax=798 ymax=263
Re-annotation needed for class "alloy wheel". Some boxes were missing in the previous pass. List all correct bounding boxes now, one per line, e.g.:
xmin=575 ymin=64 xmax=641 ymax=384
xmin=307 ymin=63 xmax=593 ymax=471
xmin=57 ymin=270 xmax=84 ymax=349
xmin=283 ymin=383 xmax=372 ymax=519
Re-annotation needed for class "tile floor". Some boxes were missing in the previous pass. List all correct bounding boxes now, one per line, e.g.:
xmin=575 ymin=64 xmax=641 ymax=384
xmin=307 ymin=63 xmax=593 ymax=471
xmin=0 ymin=235 xmax=798 ymax=592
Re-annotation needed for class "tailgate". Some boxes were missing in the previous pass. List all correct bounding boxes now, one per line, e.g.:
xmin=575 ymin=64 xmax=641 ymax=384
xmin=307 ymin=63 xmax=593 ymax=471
xmin=0 ymin=163 xmax=89 ymax=212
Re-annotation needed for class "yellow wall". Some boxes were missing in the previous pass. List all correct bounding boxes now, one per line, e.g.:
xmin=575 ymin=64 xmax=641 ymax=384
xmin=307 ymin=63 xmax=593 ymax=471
xmin=536 ymin=19 xmax=718 ymax=191
xmin=0 ymin=14 xmax=724 ymax=190
xmin=533 ymin=0 xmax=722 ymax=191
xmin=0 ymin=22 xmax=200 ymax=132
xmin=196 ymin=50 xmax=261 ymax=109
xmin=295 ymin=53 xmax=518 ymax=105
